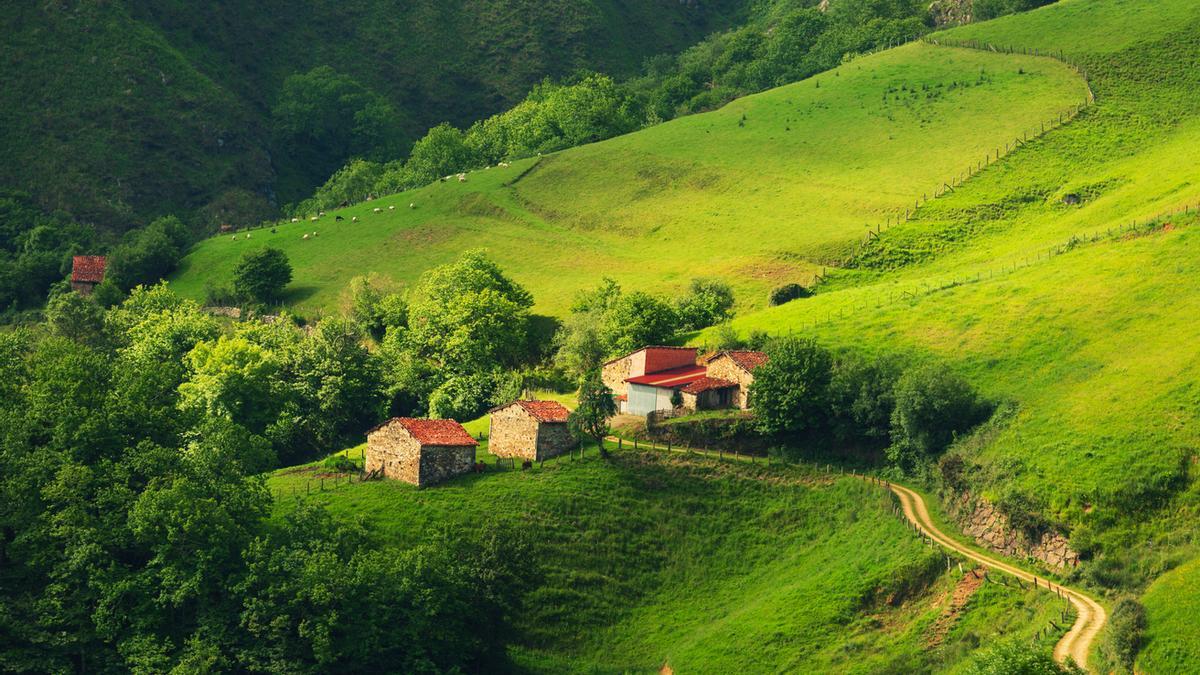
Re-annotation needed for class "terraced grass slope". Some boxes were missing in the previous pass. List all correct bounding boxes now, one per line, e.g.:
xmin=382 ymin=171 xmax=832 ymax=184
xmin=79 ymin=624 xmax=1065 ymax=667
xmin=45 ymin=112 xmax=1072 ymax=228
xmin=271 ymin=450 xmax=1067 ymax=672
xmin=171 ymin=42 xmax=1087 ymax=315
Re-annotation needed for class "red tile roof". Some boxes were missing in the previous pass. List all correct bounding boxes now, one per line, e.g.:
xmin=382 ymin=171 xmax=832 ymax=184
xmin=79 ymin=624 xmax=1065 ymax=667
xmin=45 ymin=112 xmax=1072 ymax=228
xmin=626 ymin=365 xmax=707 ymax=388
xmin=71 ymin=256 xmax=107 ymax=284
xmin=370 ymin=417 xmax=478 ymax=446
xmin=492 ymin=400 xmax=571 ymax=423
xmin=719 ymin=350 xmax=769 ymax=373
xmin=680 ymin=376 xmax=738 ymax=395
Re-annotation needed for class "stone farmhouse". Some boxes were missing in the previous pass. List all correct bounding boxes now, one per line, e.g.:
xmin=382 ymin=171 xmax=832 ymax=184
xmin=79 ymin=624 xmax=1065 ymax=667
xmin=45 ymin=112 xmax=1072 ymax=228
xmin=602 ymin=346 xmax=768 ymax=416
xmin=70 ymin=255 xmax=107 ymax=295
xmin=365 ymin=417 xmax=478 ymax=487
xmin=488 ymin=400 xmax=575 ymax=461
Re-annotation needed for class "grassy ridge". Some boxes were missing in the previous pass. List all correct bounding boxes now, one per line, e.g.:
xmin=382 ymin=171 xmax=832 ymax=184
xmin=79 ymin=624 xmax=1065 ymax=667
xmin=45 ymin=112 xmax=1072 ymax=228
xmin=171 ymin=43 xmax=1087 ymax=314
xmin=270 ymin=450 xmax=1066 ymax=672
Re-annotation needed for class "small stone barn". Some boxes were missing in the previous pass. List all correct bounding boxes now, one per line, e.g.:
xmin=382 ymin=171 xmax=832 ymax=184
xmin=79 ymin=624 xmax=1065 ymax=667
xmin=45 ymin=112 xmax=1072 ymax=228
xmin=679 ymin=376 xmax=738 ymax=410
xmin=488 ymin=400 xmax=575 ymax=461
xmin=365 ymin=417 xmax=478 ymax=487
xmin=704 ymin=350 xmax=769 ymax=409
xmin=70 ymin=255 xmax=107 ymax=295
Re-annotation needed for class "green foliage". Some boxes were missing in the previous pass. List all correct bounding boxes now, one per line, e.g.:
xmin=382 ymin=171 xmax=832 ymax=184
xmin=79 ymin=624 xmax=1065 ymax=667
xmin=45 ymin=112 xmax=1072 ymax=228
xmin=569 ymin=370 xmax=617 ymax=453
xmin=604 ymin=291 xmax=678 ymax=355
xmin=827 ymin=352 xmax=901 ymax=443
xmin=963 ymin=639 xmax=1075 ymax=674
xmin=750 ymin=337 xmax=834 ymax=438
xmin=178 ymin=335 xmax=284 ymax=435
xmin=1103 ymin=597 xmax=1146 ymax=673
xmin=769 ymin=282 xmax=812 ymax=306
xmin=344 ymin=273 xmax=406 ymax=341
xmin=675 ymin=277 xmax=735 ymax=331
xmin=889 ymin=365 xmax=989 ymax=465
xmin=108 ymin=216 xmax=191 ymax=291
xmin=233 ymin=247 xmax=293 ymax=305
xmin=44 ymin=290 xmax=105 ymax=346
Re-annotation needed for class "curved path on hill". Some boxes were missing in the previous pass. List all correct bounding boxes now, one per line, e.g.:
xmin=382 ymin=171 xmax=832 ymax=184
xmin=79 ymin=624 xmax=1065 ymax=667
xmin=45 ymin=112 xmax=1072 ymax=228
xmin=867 ymin=477 xmax=1106 ymax=672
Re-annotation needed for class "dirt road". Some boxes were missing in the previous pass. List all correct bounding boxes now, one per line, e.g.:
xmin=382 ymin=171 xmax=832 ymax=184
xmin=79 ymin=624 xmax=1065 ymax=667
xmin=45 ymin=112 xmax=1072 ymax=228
xmin=875 ymin=478 xmax=1106 ymax=672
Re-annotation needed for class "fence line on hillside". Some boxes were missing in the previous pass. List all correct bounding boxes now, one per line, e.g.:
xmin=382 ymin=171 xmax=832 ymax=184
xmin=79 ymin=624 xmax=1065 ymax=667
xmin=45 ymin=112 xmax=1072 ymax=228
xmin=791 ymin=200 xmax=1200 ymax=336
xmin=810 ymin=37 xmax=1096 ymax=287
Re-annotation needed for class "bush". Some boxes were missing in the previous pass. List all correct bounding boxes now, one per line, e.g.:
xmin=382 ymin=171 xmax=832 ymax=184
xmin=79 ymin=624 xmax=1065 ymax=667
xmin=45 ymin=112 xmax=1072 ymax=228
xmin=827 ymin=353 xmax=900 ymax=443
xmin=890 ymin=364 xmax=989 ymax=459
xmin=233 ymin=247 xmax=293 ymax=305
xmin=675 ymin=277 xmax=735 ymax=331
xmin=769 ymin=283 xmax=811 ymax=306
xmin=749 ymin=337 xmax=833 ymax=438
xmin=965 ymin=639 xmax=1075 ymax=674
xmin=322 ymin=454 xmax=358 ymax=473
xmin=1104 ymin=597 xmax=1147 ymax=673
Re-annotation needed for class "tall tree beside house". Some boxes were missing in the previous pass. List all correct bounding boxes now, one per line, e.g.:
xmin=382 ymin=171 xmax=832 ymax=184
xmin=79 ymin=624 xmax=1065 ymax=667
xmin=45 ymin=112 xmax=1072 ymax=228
xmin=749 ymin=336 xmax=834 ymax=438
xmin=233 ymin=247 xmax=293 ymax=305
xmin=569 ymin=370 xmax=617 ymax=457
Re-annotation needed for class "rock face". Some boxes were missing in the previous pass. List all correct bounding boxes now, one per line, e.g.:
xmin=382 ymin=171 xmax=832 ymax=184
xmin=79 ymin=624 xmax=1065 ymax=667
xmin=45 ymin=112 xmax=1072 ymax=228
xmin=928 ymin=0 xmax=973 ymax=26
xmin=948 ymin=492 xmax=1079 ymax=569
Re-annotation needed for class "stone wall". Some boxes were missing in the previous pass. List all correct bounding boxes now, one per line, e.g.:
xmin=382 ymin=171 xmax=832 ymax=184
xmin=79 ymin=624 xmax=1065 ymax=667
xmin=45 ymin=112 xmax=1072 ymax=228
xmin=490 ymin=405 xmax=541 ymax=460
xmin=535 ymin=421 xmax=575 ymax=460
xmin=366 ymin=423 xmax=474 ymax=486
xmin=706 ymin=356 xmax=754 ymax=409
xmin=418 ymin=445 xmax=475 ymax=486
xmin=602 ymin=356 xmax=632 ymax=401
xmin=947 ymin=491 xmax=1079 ymax=570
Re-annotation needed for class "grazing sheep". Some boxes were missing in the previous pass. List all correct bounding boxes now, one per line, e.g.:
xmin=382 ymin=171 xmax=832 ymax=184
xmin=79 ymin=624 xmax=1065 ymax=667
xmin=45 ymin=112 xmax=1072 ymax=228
xmin=499 ymin=161 xmax=510 ymax=167
xmin=335 ymin=215 xmax=344 ymax=221
xmin=457 ymin=173 xmax=467 ymax=182
xmin=409 ymin=203 xmax=415 ymax=209
xmin=303 ymin=234 xmax=309 ymax=240
xmin=291 ymin=217 xmax=299 ymax=223
xmin=312 ymin=232 xmax=317 ymax=237
xmin=310 ymin=216 xmax=318 ymax=222
xmin=246 ymin=233 xmax=251 ymax=239
xmin=231 ymin=235 xmax=237 ymax=241
xmin=318 ymin=211 xmax=326 ymax=216
xmin=352 ymin=216 xmax=359 ymax=222
xmin=388 ymin=205 xmax=395 ymax=210
xmin=373 ymin=207 xmax=382 ymax=213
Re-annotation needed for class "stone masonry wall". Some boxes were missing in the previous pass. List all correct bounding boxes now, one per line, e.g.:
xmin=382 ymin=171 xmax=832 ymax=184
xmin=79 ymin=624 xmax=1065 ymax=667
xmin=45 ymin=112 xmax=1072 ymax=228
xmin=535 ymin=422 xmax=575 ymax=460
xmin=948 ymin=491 xmax=1079 ymax=570
xmin=490 ymin=405 xmax=541 ymax=460
xmin=365 ymin=424 xmax=422 ymax=485
xmin=705 ymin=356 xmax=754 ymax=409
xmin=418 ymin=446 xmax=475 ymax=486
xmin=602 ymin=357 xmax=632 ymax=400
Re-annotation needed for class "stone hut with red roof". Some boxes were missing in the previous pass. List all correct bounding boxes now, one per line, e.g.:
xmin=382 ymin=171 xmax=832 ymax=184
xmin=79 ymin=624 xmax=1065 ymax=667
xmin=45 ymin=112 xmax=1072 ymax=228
xmin=70 ymin=255 xmax=107 ymax=295
xmin=488 ymin=400 xmax=575 ymax=461
xmin=365 ymin=417 xmax=478 ymax=486
xmin=705 ymin=350 xmax=769 ymax=409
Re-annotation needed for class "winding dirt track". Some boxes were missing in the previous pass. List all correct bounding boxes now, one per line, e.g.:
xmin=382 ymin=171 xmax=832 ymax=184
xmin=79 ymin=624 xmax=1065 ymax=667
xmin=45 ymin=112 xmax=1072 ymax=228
xmin=870 ymin=477 xmax=1106 ymax=672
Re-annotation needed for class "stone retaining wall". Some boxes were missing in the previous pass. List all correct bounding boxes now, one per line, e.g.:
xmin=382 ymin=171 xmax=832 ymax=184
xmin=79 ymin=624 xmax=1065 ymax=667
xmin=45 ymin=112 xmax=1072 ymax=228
xmin=947 ymin=491 xmax=1079 ymax=570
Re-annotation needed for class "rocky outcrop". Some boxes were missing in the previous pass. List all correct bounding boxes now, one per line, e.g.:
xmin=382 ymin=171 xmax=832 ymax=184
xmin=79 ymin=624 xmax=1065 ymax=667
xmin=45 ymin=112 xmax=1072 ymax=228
xmin=948 ymin=492 xmax=1079 ymax=570
xmin=928 ymin=0 xmax=972 ymax=26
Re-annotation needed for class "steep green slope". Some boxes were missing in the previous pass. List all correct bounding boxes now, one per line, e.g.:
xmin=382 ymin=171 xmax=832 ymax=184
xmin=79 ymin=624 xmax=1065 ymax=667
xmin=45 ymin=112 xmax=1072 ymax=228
xmin=0 ymin=0 xmax=747 ymax=228
xmin=171 ymin=43 xmax=1087 ymax=314
xmin=270 ymin=451 xmax=1068 ymax=672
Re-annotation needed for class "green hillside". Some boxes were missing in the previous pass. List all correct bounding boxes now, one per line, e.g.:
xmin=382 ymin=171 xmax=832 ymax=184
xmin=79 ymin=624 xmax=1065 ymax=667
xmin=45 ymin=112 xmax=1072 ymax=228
xmin=0 ymin=0 xmax=747 ymax=228
xmin=172 ymin=42 xmax=1087 ymax=314
xmin=271 ymin=450 xmax=1069 ymax=672
xmin=169 ymin=0 xmax=1200 ymax=669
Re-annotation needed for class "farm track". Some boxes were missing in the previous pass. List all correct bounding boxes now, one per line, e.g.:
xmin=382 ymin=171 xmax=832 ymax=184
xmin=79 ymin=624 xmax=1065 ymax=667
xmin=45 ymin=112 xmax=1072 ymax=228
xmin=605 ymin=437 xmax=1105 ymax=671
xmin=864 ymin=477 xmax=1106 ymax=672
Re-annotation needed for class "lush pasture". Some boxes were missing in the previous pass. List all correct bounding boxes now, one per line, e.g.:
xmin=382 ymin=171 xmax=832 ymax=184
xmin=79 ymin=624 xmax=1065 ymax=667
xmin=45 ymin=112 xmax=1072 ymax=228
xmin=269 ymin=450 xmax=1065 ymax=672
xmin=171 ymin=44 xmax=1086 ymax=316
xmin=1139 ymin=553 xmax=1200 ymax=673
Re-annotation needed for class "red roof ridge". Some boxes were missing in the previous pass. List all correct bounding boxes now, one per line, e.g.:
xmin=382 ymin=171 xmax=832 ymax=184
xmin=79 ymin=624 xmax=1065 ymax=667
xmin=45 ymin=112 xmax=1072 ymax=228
xmin=367 ymin=417 xmax=478 ymax=446
xmin=490 ymin=399 xmax=571 ymax=423
xmin=602 ymin=345 xmax=698 ymax=366
xmin=715 ymin=350 xmax=769 ymax=373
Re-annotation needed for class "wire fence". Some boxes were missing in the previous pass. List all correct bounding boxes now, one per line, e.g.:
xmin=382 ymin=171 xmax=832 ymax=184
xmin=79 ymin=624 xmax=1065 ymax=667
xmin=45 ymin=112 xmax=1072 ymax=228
xmin=811 ymin=36 xmax=1097 ymax=287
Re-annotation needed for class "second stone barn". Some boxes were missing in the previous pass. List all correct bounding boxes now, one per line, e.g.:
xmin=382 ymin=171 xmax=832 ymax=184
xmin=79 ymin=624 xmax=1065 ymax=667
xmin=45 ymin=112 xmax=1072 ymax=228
xmin=365 ymin=417 xmax=478 ymax=487
xmin=488 ymin=400 xmax=575 ymax=461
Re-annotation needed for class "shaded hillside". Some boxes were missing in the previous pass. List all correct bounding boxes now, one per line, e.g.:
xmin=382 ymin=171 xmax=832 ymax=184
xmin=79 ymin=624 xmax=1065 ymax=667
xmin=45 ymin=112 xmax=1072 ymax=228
xmin=0 ymin=0 xmax=749 ymax=230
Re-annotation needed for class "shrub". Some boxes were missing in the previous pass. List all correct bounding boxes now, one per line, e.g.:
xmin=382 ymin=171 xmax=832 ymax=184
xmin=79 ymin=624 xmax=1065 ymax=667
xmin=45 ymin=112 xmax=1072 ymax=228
xmin=828 ymin=353 xmax=900 ymax=443
xmin=1104 ymin=597 xmax=1147 ymax=672
xmin=322 ymin=454 xmax=358 ymax=473
xmin=675 ymin=277 xmax=735 ymax=331
xmin=769 ymin=283 xmax=811 ymax=306
xmin=233 ymin=247 xmax=293 ymax=305
xmin=750 ymin=337 xmax=833 ymax=438
xmin=890 ymin=365 xmax=989 ymax=459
